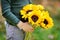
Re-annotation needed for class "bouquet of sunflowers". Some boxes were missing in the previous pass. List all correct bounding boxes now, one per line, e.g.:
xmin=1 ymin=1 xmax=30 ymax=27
xmin=20 ymin=4 xmax=54 ymax=40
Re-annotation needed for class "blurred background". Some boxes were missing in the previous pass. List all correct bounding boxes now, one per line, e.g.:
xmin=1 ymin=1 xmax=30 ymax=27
xmin=0 ymin=0 xmax=60 ymax=40
xmin=0 ymin=0 xmax=6 ymax=40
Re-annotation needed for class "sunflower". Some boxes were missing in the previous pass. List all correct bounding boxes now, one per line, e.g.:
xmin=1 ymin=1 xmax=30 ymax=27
xmin=41 ymin=11 xmax=50 ymax=17
xmin=20 ymin=10 xmax=28 ymax=19
xmin=20 ymin=4 xmax=39 ymax=19
xmin=23 ymin=4 xmax=39 ymax=11
xmin=28 ymin=10 xmax=42 ymax=25
xmin=40 ymin=16 xmax=54 ymax=29
xmin=37 ymin=5 xmax=44 ymax=10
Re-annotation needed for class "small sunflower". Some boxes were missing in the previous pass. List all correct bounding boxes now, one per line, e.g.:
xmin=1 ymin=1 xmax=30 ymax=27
xmin=37 ymin=5 xmax=44 ymax=10
xmin=40 ymin=16 xmax=54 ymax=29
xmin=23 ymin=4 xmax=39 ymax=11
xmin=28 ymin=10 xmax=42 ymax=25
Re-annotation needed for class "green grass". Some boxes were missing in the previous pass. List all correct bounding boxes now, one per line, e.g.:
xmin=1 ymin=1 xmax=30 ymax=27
xmin=0 ymin=22 xmax=6 ymax=40
xmin=0 ymin=18 xmax=60 ymax=40
xmin=0 ymin=32 xmax=6 ymax=40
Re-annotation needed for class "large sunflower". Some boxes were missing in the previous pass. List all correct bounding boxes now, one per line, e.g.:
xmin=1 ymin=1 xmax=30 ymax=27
xmin=40 ymin=16 xmax=54 ymax=29
xmin=28 ymin=10 xmax=42 ymax=25
xmin=20 ymin=4 xmax=40 ymax=19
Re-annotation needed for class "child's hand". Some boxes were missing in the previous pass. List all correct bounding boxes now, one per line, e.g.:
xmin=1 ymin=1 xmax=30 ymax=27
xmin=17 ymin=21 xmax=34 ymax=32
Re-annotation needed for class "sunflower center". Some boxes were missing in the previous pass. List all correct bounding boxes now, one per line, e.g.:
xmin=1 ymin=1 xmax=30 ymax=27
xmin=31 ymin=15 xmax=38 ymax=22
xmin=44 ymin=19 xmax=48 ymax=25
xmin=26 ymin=10 xmax=32 ymax=13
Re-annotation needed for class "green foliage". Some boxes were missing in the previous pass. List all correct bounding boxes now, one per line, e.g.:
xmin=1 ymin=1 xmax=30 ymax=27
xmin=0 ymin=23 xmax=6 ymax=40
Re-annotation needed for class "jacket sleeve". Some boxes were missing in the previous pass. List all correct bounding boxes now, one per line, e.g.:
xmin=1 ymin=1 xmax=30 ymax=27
xmin=1 ymin=0 xmax=20 ymax=25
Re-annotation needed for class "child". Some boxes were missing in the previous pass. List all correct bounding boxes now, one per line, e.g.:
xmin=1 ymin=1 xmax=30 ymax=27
xmin=1 ymin=0 xmax=34 ymax=40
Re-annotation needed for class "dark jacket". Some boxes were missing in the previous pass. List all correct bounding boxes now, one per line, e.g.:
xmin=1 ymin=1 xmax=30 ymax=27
xmin=1 ymin=0 xmax=32 ymax=26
